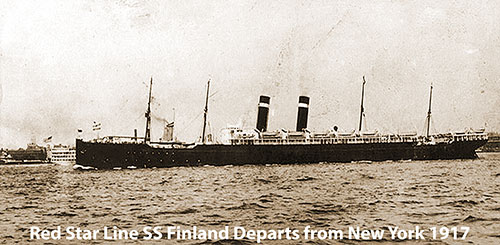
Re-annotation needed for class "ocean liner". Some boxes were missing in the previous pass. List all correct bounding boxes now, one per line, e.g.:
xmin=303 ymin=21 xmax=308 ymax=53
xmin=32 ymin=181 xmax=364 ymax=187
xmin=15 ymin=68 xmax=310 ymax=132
xmin=75 ymin=77 xmax=488 ymax=169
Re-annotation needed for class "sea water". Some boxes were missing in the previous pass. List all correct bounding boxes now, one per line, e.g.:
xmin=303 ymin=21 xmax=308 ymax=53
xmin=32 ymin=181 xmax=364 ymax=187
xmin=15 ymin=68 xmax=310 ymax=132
xmin=0 ymin=153 xmax=499 ymax=244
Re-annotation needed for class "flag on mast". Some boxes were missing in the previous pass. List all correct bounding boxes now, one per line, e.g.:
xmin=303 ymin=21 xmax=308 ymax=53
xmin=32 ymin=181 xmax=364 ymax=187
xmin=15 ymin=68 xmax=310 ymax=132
xmin=92 ymin=121 xmax=102 ymax=131
xmin=43 ymin=136 xmax=52 ymax=143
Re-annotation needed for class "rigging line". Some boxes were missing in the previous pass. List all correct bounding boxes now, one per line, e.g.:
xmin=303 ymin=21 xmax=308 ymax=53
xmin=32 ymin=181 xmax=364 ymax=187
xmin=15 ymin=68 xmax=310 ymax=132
xmin=311 ymin=18 xmax=344 ymax=51
xmin=209 ymin=90 xmax=220 ymax=98
xmin=364 ymin=115 xmax=368 ymax=132
xmin=175 ymin=111 xmax=203 ymax=136
xmin=422 ymin=118 xmax=435 ymax=135
xmin=134 ymin=113 xmax=144 ymax=122
xmin=430 ymin=117 xmax=437 ymax=134
xmin=211 ymin=105 xmax=240 ymax=128
xmin=409 ymin=121 xmax=418 ymax=134
xmin=412 ymin=123 xmax=418 ymax=132
xmin=365 ymin=111 xmax=391 ymax=133
xmin=203 ymin=96 xmax=245 ymax=129
xmin=196 ymin=120 xmax=210 ymax=142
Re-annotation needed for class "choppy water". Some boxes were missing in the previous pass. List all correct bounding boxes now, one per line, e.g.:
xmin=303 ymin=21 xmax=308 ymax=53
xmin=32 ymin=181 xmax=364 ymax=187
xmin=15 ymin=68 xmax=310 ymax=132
xmin=1 ymin=153 xmax=499 ymax=244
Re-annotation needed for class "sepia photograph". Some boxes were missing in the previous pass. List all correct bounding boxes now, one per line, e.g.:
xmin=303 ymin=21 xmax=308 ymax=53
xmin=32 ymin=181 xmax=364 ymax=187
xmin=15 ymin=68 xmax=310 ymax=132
xmin=0 ymin=0 xmax=499 ymax=243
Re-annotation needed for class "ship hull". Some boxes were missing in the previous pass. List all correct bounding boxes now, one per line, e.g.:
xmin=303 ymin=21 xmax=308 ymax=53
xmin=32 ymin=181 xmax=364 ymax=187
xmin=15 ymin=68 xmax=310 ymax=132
xmin=76 ymin=139 xmax=487 ymax=169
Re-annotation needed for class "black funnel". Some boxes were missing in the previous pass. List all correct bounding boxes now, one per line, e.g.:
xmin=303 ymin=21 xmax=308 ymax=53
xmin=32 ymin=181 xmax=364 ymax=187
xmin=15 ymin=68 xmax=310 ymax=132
xmin=256 ymin=95 xmax=270 ymax=132
xmin=296 ymin=96 xmax=310 ymax=131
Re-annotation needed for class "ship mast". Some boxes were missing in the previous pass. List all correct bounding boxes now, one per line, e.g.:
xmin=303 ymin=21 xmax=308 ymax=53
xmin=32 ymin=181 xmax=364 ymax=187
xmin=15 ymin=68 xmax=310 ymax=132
xmin=425 ymin=83 xmax=433 ymax=137
xmin=358 ymin=76 xmax=367 ymax=132
xmin=201 ymin=79 xmax=210 ymax=144
xmin=144 ymin=77 xmax=153 ymax=144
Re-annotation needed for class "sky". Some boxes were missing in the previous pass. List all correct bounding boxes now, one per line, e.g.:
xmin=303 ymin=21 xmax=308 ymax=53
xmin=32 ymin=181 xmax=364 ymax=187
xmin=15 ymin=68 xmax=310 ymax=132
xmin=0 ymin=0 xmax=499 ymax=148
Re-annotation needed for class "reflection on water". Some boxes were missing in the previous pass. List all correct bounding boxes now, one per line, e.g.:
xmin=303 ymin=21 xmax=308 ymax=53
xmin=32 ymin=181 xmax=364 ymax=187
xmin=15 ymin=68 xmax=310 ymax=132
xmin=0 ymin=153 xmax=499 ymax=244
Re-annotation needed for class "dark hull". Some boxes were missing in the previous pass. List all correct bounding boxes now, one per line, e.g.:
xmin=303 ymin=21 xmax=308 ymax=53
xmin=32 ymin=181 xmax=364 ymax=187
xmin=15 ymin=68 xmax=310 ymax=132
xmin=0 ymin=160 xmax=51 ymax=165
xmin=76 ymin=139 xmax=487 ymax=169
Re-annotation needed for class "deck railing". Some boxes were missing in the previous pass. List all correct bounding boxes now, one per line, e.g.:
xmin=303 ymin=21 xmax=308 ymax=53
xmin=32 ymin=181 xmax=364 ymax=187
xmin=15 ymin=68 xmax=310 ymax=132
xmin=230 ymin=133 xmax=487 ymax=145
xmin=89 ymin=132 xmax=487 ymax=146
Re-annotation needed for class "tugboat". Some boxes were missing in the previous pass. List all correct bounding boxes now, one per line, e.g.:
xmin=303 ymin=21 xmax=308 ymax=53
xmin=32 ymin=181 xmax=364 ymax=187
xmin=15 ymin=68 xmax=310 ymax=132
xmin=76 ymin=77 xmax=488 ymax=169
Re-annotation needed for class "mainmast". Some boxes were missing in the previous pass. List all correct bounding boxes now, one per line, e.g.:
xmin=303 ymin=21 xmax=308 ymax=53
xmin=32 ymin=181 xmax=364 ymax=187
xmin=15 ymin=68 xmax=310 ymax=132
xmin=358 ymin=76 xmax=367 ymax=132
xmin=144 ymin=77 xmax=153 ymax=144
xmin=201 ymin=79 xmax=210 ymax=144
xmin=425 ymin=83 xmax=433 ymax=137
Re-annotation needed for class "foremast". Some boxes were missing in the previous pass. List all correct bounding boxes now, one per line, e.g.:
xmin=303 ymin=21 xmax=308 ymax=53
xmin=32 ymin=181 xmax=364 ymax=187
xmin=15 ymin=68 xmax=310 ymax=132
xmin=425 ymin=83 xmax=433 ymax=137
xmin=201 ymin=79 xmax=210 ymax=144
xmin=144 ymin=77 xmax=153 ymax=144
xmin=358 ymin=76 xmax=367 ymax=132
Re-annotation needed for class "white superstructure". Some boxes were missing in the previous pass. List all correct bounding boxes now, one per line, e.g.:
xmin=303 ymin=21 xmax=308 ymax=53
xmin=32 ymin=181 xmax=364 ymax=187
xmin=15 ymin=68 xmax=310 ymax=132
xmin=49 ymin=145 xmax=76 ymax=165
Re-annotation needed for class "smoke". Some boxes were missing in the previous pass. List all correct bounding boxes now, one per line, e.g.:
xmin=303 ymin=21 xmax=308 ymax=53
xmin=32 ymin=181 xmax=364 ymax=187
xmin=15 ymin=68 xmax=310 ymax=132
xmin=151 ymin=113 xmax=169 ymax=123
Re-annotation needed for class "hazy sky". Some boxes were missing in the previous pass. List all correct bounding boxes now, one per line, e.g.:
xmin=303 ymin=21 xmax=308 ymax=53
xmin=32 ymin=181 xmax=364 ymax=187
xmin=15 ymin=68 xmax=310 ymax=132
xmin=1 ymin=0 xmax=499 ymax=148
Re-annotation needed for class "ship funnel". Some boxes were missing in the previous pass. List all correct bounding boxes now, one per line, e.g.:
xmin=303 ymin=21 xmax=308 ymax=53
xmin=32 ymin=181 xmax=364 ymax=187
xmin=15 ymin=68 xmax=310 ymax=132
xmin=296 ymin=96 xmax=310 ymax=131
xmin=256 ymin=95 xmax=271 ymax=132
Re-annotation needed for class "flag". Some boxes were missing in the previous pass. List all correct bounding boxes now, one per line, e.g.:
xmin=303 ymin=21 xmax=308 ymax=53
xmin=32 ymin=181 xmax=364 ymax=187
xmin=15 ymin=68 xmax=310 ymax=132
xmin=92 ymin=121 xmax=102 ymax=131
xmin=76 ymin=129 xmax=83 ymax=139
xmin=43 ymin=136 xmax=52 ymax=143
